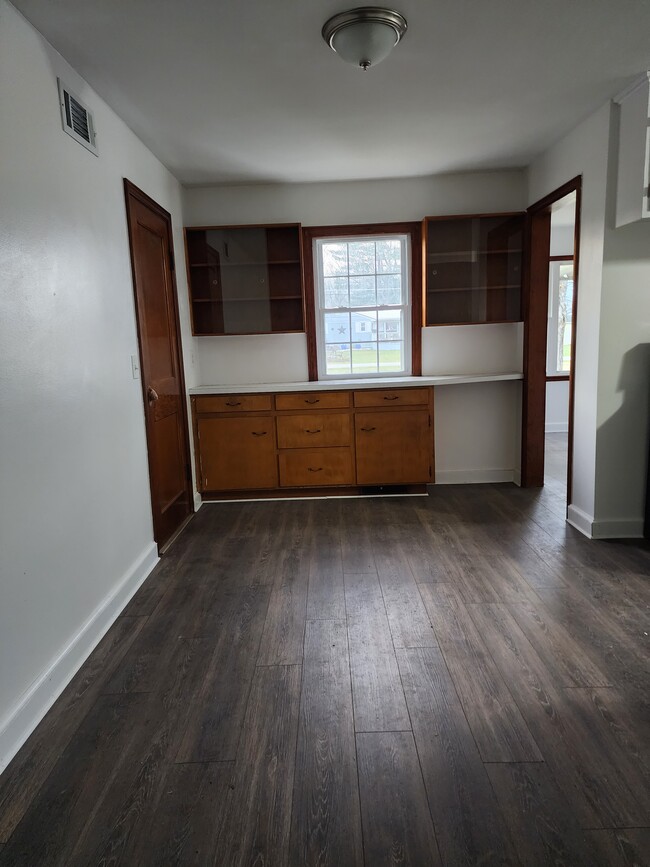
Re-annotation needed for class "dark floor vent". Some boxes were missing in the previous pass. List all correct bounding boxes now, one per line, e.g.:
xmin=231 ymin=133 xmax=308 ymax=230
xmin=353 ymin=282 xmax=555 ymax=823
xmin=57 ymin=79 xmax=98 ymax=156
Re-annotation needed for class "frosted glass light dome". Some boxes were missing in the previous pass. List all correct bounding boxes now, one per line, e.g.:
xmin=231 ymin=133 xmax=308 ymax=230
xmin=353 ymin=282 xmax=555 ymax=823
xmin=322 ymin=7 xmax=408 ymax=70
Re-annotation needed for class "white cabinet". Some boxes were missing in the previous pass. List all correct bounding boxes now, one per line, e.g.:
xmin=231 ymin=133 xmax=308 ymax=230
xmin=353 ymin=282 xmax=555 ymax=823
xmin=615 ymin=72 xmax=650 ymax=227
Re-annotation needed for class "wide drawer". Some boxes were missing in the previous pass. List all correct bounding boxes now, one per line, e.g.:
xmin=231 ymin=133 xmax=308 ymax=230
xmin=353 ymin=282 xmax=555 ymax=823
xmin=279 ymin=448 xmax=354 ymax=487
xmin=353 ymin=387 xmax=430 ymax=408
xmin=195 ymin=394 xmax=272 ymax=413
xmin=275 ymin=391 xmax=351 ymax=411
xmin=276 ymin=412 xmax=351 ymax=449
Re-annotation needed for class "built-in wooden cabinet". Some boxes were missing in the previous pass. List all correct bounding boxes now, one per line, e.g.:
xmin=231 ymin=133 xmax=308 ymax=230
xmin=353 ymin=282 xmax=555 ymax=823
xmin=424 ymin=213 xmax=524 ymax=325
xmin=192 ymin=386 xmax=434 ymax=497
xmin=185 ymin=223 xmax=305 ymax=335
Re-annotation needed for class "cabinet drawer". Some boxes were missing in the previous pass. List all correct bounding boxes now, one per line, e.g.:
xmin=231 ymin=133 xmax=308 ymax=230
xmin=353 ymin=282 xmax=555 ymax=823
xmin=275 ymin=391 xmax=350 ymax=411
xmin=276 ymin=413 xmax=351 ymax=449
xmin=353 ymin=388 xmax=429 ymax=408
xmin=195 ymin=394 xmax=272 ymax=413
xmin=279 ymin=448 xmax=354 ymax=487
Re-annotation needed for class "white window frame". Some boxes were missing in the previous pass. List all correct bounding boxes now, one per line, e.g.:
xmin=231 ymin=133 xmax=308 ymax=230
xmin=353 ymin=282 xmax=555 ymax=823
xmin=313 ymin=234 xmax=412 ymax=380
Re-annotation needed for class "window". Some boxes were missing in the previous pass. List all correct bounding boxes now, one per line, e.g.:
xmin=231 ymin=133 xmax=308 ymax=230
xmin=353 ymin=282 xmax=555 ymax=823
xmin=314 ymin=234 xmax=411 ymax=378
xmin=547 ymin=259 xmax=573 ymax=376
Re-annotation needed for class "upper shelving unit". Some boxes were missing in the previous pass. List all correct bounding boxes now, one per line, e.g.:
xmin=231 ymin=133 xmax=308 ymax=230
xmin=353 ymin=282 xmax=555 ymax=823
xmin=423 ymin=212 xmax=525 ymax=325
xmin=184 ymin=223 xmax=305 ymax=335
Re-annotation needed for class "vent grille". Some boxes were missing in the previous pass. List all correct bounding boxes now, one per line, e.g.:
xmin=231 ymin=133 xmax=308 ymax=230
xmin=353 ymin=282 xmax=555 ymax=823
xmin=58 ymin=79 xmax=98 ymax=156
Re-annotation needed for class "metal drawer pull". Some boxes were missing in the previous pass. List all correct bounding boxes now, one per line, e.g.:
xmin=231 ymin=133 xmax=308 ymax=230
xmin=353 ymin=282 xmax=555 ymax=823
xmin=360 ymin=426 xmax=376 ymax=432
xmin=304 ymin=398 xmax=320 ymax=404
xmin=308 ymin=467 xmax=323 ymax=472
xmin=251 ymin=431 xmax=268 ymax=437
xmin=304 ymin=429 xmax=322 ymax=434
xmin=225 ymin=400 xmax=241 ymax=406
xmin=383 ymin=395 xmax=399 ymax=400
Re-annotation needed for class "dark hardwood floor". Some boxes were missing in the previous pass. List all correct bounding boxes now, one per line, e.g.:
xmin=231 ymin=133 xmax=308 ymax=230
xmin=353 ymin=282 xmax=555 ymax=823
xmin=0 ymin=485 xmax=648 ymax=866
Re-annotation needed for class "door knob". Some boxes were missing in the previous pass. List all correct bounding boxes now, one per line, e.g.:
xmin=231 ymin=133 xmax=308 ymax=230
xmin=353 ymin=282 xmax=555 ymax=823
xmin=147 ymin=386 xmax=159 ymax=404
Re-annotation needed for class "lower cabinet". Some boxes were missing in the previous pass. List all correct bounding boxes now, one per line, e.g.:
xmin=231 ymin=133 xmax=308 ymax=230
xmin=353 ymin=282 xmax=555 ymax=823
xmin=355 ymin=410 xmax=432 ymax=484
xmin=192 ymin=386 xmax=434 ymax=497
xmin=196 ymin=416 xmax=278 ymax=491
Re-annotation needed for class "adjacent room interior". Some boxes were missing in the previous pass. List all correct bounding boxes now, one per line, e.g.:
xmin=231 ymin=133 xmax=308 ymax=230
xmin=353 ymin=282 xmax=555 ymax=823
xmin=1 ymin=1 xmax=649 ymax=864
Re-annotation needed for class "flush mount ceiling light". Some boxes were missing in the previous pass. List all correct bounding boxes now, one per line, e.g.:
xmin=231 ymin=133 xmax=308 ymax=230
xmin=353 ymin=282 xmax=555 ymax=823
xmin=322 ymin=7 xmax=408 ymax=71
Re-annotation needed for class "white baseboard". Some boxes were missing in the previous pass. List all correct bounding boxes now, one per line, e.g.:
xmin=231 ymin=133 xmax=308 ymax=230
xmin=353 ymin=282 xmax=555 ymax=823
xmin=567 ymin=504 xmax=594 ymax=538
xmin=0 ymin=542 xmax=159 ymax=774
xmin=545 ymin=422 xmax=569 ymax=433
xmin=513 ymin=468 xmax=522 ymax=487
xmin=434 ymin=469 xmax=516 ymax=485
xmin=193 ymin=491 xmax=203 ymax=511
xmin=591 ymin=518 xmax=645 ymax=539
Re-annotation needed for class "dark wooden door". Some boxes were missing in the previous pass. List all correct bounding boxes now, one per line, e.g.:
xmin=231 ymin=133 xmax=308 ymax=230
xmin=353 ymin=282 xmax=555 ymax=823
xmin=124 ymin=180 xmax=193 ymax=549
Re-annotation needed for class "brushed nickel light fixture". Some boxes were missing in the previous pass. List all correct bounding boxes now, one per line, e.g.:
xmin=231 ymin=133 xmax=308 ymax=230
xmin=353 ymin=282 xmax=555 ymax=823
xmin=322 ymin=7 xmax=408 ymax=70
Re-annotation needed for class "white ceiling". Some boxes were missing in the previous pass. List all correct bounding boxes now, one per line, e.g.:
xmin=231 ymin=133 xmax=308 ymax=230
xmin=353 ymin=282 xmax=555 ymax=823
xmin=12 ymin=0 xmax=650 ymax=186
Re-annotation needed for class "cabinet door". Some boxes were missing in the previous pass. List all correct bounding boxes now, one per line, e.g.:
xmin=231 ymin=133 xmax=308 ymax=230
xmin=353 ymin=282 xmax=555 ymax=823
xmin=355 ymin=410 xmax=431 ymax=485
xmin=197 ymin=416 xmax=277 ymax=491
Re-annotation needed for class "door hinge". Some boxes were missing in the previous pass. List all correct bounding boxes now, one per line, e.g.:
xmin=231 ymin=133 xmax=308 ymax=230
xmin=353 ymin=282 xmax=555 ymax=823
xmin=169 ymin=247 xmax=175 ymax=272
xmin=429 ymin=465 xmax=432 ymax=478
xmin=428 ymin=414 xmax=432 ymax=427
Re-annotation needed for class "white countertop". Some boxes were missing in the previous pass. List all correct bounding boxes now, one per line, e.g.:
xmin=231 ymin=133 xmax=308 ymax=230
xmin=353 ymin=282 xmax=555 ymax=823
xmin=189 ymin=373 xmax=523 ymax=395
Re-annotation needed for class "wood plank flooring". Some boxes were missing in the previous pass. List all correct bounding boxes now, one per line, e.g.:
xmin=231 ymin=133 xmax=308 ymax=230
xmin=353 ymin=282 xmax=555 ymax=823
xmin=0 ymin=486 xmax=648 ymax=866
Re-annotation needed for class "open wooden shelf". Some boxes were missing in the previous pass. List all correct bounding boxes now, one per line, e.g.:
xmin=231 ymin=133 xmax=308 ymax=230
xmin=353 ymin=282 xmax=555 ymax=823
xmin=423 ymin=213 xmax=524 ymax=325
xmin=184 ymin=224 xmax=305 ymax=335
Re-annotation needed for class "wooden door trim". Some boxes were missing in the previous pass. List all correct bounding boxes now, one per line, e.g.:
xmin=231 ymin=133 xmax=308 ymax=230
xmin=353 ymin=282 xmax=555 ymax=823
xmin=522 ymin=176 xmax=581 ymax=504
xmin=123 ymin=179 xmax=194 ymax=547
xmin=302 ymin=222 xmax=422 ymax=381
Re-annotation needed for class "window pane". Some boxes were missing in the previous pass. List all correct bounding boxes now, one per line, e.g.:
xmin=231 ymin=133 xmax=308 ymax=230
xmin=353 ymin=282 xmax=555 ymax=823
xmin=377 ymin=274 xmax=402 ymax=305
xmin=351 ymin=309 xmax=377 ymax=344
xmin=378 ymin=309 xmax=402 ymax=341
xmin=376 ymin=239 xmax=402 ymax=274
xmin=352 ymin=342 xmax=378 ymax=374
xmin=557 ymin=264 xmax=573 ymax=372
xmin=349 ymin=275 xmax=376 ymax=307
xmin=326 ymin=344 xmax=351 ymax=375
xmin=378 ymin=341 xmax=404 ymax=372
xmin=324 ymin=311 xmax=351 ymax=344
xmin=322 ymin=243 xmax=348 ymax=277
xmin=324 ymin=276 xmax=349 ymax=308
xmin=348 ymin=241 xmax=375 ymax=275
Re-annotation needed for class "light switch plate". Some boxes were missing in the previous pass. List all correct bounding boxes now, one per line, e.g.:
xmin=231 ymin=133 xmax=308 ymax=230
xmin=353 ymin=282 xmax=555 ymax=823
xmin=131 ymin=354 xmax=140 ymax=379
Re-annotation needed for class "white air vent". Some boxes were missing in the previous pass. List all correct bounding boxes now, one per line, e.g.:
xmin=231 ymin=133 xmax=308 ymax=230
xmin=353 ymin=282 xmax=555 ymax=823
xmin=58 ymin=79 xmax=98 ymax=156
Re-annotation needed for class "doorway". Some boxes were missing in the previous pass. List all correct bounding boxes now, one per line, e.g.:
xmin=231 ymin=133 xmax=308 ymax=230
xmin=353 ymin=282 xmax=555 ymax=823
xmin=124 ymin=180 xmax=194 ymax=550
xmin=522 ymin=177 xmax=581 ymax=512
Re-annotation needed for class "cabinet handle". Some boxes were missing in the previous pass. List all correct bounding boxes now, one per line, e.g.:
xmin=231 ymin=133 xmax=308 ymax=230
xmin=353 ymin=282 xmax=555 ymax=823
xmin=225 ymin=400 xmax=241 ymax=406
xmin=360 ymin=426 xmax=376 ymax=432
xmin=308 ymin=467 xmax=323 ymax=472
xmin=304 ymin=429 xmax=322 ymax=434
xmin=304 ymin=398 xmax=320 ymax=404
xmin=251 ymin=431 xmax=268 ymax=437
xmin=383 ymin=395 xmax=399 ymax=401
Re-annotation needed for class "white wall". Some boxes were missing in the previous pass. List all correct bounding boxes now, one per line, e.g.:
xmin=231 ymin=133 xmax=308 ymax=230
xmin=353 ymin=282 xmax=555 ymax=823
xmin=595 ymin=121 xmax=650 ymax=536
xmin=0 ymin=1 xmax=196 ymax=770
xmin=546 ymin=380 xmax=570 ymax=432
xmin=528 ymin=102 xmax=612 ymax=529
xmin=186 ymin=172 xmax=526 ymax=481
